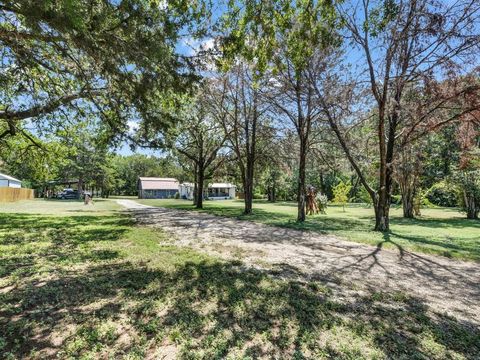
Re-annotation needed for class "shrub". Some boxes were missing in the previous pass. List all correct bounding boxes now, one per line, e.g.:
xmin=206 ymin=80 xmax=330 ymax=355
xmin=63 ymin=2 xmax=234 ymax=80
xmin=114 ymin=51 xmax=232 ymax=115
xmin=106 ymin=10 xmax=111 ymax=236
xmin=390 ymin=194 xmax=402 ymax=205
xmin=425 ymin=181 xmax=458 ymax=207
xmin=253 ymin=192 xmax=264 ymax=200
xmin=316 ymin=193 xmax=328 ymax=214
xmin=174 ymin=192 xmax=180 ymax=199
xmin=351 ymin=186 xmax=373 ymax=206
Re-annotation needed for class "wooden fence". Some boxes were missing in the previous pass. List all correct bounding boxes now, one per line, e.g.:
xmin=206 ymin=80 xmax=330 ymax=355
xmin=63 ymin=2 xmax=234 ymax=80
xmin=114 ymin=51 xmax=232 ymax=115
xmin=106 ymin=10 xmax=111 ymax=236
xmin=0 ymin=187 xmax=34 ymax=202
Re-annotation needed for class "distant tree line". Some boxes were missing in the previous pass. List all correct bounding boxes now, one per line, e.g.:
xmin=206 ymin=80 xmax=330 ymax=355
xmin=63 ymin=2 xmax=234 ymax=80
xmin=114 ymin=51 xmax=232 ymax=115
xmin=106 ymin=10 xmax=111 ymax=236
xmin=1 ymin=0 xmax=479 ymax=227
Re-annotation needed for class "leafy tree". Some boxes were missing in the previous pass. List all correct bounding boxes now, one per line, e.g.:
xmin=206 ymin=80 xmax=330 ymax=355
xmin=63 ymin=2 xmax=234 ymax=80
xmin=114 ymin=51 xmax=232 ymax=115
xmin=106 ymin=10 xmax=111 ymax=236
xmin=422 ymin=125 xmax=460 ymax=190
xmin=223 ymin=0 xmax=340 ymax=221
xmin=394 ymin=142 xmax=424 ymax=218
xmin=0 ymin=0 xmax=209 ymax=144
xmin=451 ymin=112 xmax=480 ymax=219
xmin=212 ymin=65 xmax=273 ymax=214
xmin=0 ymin=131 xmax=65 ymax=191
xmin=321 ymin=0 xmax=480 ymax=230
xmin=173 ymin=91 xmax=228 ymax=208
xmin=452 ymin=169 xmax=480 ymax=219
xmin=332 ymin=180 xmax=351 ymax=212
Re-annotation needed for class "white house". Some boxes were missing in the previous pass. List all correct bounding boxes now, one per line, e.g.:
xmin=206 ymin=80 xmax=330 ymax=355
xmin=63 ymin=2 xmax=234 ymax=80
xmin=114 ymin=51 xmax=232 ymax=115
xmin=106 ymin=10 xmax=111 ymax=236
xmin=0 ymin=173 xmax=22 ymax=188
xmin=138 ymin=177 xmax=179 ymax=199
xmin=140 ymin=178 xmax=236 ymax=200
xmin=179 ymin=182 xmax=236 ymax=200
xmin=207 ymin=183 xmax=236 ymax=200
xmin=179 ymin=182 xmax=195 ymax=200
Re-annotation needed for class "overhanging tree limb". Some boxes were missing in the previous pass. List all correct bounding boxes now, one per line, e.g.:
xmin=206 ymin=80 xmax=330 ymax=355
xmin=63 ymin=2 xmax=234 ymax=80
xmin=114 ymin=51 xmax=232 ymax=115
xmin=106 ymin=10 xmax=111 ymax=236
xmin=0 ymin=90 xmax=102 ymax=121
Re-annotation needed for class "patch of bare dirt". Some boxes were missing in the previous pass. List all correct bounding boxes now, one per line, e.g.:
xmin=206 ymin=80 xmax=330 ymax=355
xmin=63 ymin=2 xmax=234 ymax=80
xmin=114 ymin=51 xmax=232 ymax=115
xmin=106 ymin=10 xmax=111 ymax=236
xmin=117 ymin=200 xmax=480 ymax=325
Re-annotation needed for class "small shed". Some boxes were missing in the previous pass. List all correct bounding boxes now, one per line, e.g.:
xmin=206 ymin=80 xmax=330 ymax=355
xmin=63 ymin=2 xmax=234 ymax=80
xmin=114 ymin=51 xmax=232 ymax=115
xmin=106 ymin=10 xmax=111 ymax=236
xmin=0 ymin=173 xmax=22 ymax=188
xmin=138 ymin=177 xmax=179 ymax=199
xmin=207 ymin=183 xmax=236 ymax=200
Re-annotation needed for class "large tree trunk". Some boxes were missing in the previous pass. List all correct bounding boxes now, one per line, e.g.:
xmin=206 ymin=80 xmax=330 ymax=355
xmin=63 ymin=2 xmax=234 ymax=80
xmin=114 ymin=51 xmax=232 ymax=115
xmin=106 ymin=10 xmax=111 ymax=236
xmin=192 ymin=183 xmax=198 ymax=206
xmin=374 ymin=200 xmax=390 ymax=231
xmin=196 ymin=167 xmax=204 ymax=209
xmin=374 ymin=110 xmax=397 ymax=231
xmin=297 ymin=137 xmax=307 ymax=222
xmin=374 ymin=170 xmax=394 ymax=231
xmin=244 ymin=182 xmax=253 ymax=214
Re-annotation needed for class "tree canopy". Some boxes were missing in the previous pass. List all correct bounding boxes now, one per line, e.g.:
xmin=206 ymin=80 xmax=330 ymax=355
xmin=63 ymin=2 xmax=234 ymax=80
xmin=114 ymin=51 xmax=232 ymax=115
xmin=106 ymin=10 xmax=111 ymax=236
xmin=0 ymin=0 xmax=209 ymax=144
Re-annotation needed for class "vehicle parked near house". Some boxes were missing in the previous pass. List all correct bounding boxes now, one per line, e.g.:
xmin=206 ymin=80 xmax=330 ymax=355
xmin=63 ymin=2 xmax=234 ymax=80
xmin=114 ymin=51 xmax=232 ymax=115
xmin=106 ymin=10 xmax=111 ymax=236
xmin=57 ymin=189 xmax=79 ymax=199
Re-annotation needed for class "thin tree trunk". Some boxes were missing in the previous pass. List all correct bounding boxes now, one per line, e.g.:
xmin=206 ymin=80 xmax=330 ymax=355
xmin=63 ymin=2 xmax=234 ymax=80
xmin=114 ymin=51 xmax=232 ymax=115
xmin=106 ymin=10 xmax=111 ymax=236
xmin=374 ymin=172 xmax=392 ymax=231
xmin=297 ymin=137 xmax=307 ymax=222
xmin=244 ymin=157 xmax=254 ymax=214
xmin=193 ymin=163 xmax=198 ymax=206
xmin=402 ymin=191 xmax=415 ymax=218
xmin=464 ymin=191 xmax=478 ymax=219
xmin=399 ymin=177 xmax=415 ymax=219
xmin=78 ymin=177 xmax=84 ymax=199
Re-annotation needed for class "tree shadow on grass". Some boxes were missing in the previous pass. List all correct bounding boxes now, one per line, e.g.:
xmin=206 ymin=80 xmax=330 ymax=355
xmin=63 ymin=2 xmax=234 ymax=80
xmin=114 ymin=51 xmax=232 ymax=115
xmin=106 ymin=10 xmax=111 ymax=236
xmin=393 ymin=215 xmax=480 ymax=230
xmin=0 ymin=213 xmax=130 ymax=278
xmin=166 ymin=204 xmax=373 ymax=234
xmin=385 ymin=231 xmax=480 ymax=261
xmin=0 ymin=213 xmax=133 ymax=232
xmin=1 ymin=259 xmax=479 ymax=359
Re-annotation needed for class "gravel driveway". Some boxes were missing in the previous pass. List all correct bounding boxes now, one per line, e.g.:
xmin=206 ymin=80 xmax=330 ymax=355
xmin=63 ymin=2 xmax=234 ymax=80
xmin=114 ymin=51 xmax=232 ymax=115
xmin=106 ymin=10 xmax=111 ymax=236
xmin=117 ymin=199 xmax=480 ymax=325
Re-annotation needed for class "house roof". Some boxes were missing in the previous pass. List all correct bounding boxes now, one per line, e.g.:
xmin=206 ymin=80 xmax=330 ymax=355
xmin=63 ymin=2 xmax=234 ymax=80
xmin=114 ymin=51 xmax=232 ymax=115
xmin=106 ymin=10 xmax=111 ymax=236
xmin=209 ymin=183 xmax=236 ymax=188
xmin=180 ymin=182 xmax=195 ymax=187
xmin=139 ymin=177 xmax=179 ymax=190
xmin=0 ymin=172 xmax=21 ymax=182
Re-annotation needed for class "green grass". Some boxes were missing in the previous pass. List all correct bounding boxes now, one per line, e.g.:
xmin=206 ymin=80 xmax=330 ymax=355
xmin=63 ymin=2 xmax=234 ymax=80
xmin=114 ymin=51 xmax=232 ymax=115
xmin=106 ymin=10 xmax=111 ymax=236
xmin=137 ymin=199 xmax=480 ymax=262
xmin=0 ymin=198 xmax=121 ymax=215
xmin=1 ymin=200 xmax=479 ymax=359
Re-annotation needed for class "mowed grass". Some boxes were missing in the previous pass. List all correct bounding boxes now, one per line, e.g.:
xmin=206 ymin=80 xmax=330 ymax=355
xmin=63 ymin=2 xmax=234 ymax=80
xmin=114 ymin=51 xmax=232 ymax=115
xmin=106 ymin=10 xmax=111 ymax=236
xmin=137 ymin=199 xmax=480 ymax=262
xmin=1 ymin=200 xmax=479 ymax=359
xmin=0 ymin=198 xmax=122 ymax=215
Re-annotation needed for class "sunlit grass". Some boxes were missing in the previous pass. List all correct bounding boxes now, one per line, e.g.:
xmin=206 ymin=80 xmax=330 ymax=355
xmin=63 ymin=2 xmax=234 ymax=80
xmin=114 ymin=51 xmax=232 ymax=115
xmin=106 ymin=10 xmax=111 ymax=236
xmin=0 ymin=198 xmax=121 ymax=215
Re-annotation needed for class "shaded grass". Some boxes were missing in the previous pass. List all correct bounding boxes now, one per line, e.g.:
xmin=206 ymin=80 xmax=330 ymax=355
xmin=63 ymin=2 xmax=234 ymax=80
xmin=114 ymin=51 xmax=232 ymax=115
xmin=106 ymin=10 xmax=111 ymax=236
xmin=137 ymin=199 xmax=480 ymax=262
xmin=1 ymin=201 xmax=479 ymax=359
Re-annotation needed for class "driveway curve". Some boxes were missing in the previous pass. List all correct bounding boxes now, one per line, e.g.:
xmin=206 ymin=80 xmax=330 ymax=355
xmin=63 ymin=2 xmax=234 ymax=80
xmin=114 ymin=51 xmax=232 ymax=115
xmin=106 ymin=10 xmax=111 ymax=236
xmin=117 ymin=199 xmax=480 ymax=325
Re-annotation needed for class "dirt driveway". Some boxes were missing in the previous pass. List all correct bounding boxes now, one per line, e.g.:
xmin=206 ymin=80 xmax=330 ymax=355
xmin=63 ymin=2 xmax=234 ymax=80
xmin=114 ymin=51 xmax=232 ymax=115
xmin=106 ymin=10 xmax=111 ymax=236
xmin=117 ymin=199 xmax=480 ymax=325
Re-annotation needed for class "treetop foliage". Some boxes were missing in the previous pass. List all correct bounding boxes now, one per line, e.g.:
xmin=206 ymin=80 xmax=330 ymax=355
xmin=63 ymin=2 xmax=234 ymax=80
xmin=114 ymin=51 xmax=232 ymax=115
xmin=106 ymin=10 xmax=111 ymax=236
xmin=0 ymin=0 xmax=210 ymax=144
xmin=221 ymin=0 xmax=340 ymax=76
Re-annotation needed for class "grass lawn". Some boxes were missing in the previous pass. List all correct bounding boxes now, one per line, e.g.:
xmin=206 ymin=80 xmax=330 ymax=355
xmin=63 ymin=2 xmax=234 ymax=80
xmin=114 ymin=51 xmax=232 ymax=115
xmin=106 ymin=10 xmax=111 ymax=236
xmin=137 ymin=199 xmax=480 ymax=262
xmin=1 ymin=199 xmax=479 ymax=359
